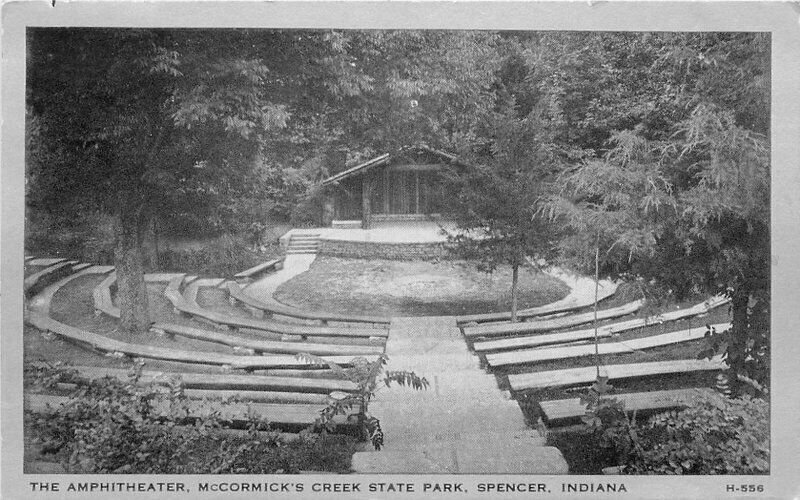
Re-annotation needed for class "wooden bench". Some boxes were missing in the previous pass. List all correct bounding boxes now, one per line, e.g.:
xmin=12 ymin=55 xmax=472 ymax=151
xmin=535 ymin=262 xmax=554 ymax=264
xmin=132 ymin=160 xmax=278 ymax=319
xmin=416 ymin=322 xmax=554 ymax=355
xmin=24 ymin=261 xmax=76 ymax=295
xmin=151 ymin=322 xmax=383 ymax=357
xmin=93 ymin=272 xmax=120 ymax=318
xmin=29 ymin=363 xmax=358 ymax=394
xmin=462 ymin=299 xmax=645 ymax=339
xmin=507 ymin=356 xmax=726 ymax=392
xmin=93 ymin=272 xmax=199 ymax=318
xmin=28 ymin=311 xmax=377 ymax=370
xmin=165 ymin=279 xmax=387 ymax=339
xmin=227 ymin=282 xmax=391 ymax=328
xmin=27 ymin=394 xmax=352 ymax=427
xmin=233 ymin=258 xmax=284 ymax=283
xmin=26 ymin=257 xmax=67 ymax=267
xmin=485 ymin=322 xmax=729 ymax=368
xmin=538 ymin=388 xmax=716 ymax=425
xmin=472 ymin=296 xmax=729 ymax=352
xmin=456 ymin=282 xmax=618 ymax=326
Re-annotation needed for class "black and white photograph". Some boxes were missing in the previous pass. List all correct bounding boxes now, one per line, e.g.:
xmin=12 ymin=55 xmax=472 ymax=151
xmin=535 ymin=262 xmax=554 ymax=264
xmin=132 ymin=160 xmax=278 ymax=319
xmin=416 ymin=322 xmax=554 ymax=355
xmin=2 ymin=2 xmax=799 ymax=499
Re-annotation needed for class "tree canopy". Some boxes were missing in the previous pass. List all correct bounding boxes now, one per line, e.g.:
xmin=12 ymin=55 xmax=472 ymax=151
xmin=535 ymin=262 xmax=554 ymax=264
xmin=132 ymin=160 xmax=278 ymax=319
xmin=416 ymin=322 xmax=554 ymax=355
xmin=26 ymin=29 xmax=770 ymax=375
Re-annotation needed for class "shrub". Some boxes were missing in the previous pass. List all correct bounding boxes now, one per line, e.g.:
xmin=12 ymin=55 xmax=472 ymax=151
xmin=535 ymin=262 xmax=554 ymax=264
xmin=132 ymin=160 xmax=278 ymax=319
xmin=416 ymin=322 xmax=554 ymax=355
xmin=25 ymin=363 xmax=358 ymax=474
xmin=625 ymin=392 xmax=769 ymax=474
xmin=155 ymin=233 xmax=276 ymax=276
xmin=26 ymin=363 xmax=221 ymax=473
xmin=25 ymin=209 xmax=116 ymax=264
xmin=589 ymin=388 xmax=770 ymax=475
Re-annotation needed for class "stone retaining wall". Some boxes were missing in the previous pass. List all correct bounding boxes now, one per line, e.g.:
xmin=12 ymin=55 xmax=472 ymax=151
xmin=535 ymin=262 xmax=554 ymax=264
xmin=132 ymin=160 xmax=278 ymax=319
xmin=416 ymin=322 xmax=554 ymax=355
xmin=319 ymin=239 xmax=452 ymax=260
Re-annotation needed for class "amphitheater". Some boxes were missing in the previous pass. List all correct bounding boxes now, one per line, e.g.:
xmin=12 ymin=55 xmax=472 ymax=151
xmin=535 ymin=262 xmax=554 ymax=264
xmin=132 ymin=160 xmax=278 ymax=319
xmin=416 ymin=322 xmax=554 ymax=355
xmin=23 ymin=227 xmax=731 ymax=474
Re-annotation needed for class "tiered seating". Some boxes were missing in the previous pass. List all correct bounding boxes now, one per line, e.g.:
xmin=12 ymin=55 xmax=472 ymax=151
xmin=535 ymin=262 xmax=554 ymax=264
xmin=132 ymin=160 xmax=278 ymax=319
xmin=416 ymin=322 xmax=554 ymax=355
xmin=27 ymin=394 xmax=347 ymax=427
xmin=472 ymin=296 xmax=728 ymax=352
xmin=151 ymin=322 xmax=383 ymax=356
xmin=453 ymin=273 xmax=732 ymax=430
xmin=507 ymin=356 xmax=726 ymax=391
xmin=228 ymin=282 xmax=391 ymax=328
xmin=24 ymin=257 xmax=379 ymax=436
xmin=164 ymin=276 xmax=387 ymax=340
xmin=24 ymin=260 xmax=78 ymax=295
xmin=485 ymin=322 xmax=730 ymax=367
xmin=462 ymin=299 xmax=645 ymax=339
xmin=456 ymin=280 xmax=618 ymax=326
xmin=233 ymin=258 xmax=283 ymax=283
xmin=538 ymin=388 xmax=715 ymax=425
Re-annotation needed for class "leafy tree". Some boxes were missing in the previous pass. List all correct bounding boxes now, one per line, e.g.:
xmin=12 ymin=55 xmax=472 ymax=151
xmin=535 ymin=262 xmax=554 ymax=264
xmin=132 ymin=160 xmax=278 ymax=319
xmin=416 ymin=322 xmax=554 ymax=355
xmin=301 ymin=30 xmax=505 ymax=168
xmin=27 ymin=29 xmax=292 ymax=333
xmin=442 ymin=96 xmax=567 ymax=321
xmin=539 ymin=32 xmax=770 ymax=389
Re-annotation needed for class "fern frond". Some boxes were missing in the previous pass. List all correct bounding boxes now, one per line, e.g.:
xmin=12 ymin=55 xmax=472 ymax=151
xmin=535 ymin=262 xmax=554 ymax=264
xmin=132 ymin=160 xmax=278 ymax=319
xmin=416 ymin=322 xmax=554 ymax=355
xmin=294 ymin=352 xmax=346 ymax=376
xmin=384 ymin=371 xmax=430 ymax=391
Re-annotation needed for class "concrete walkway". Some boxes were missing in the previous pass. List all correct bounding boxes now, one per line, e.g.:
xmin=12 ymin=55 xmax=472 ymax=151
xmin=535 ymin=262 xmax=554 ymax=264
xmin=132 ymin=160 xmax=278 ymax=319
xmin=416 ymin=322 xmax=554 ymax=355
xmin=242 ymin=251 xmax=571 ymax=473
xmin=519 ymin=265 xmax=617 ymax=315
xmin=351 ymin=316 xmax=568 ymax=474
xmin=243 ymin=253 xmax=316 ymax=304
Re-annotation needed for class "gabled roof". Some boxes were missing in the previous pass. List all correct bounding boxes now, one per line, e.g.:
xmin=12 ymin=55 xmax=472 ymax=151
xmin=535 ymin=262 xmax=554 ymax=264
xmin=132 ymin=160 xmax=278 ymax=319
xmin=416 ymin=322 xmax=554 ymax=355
xmin=321 ymin=144 xmax=458 ymax=186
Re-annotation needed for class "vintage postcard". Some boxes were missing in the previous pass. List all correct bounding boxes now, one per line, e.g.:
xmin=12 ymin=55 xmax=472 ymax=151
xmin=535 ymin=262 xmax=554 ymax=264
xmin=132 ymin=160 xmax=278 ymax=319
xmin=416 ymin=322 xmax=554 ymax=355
xmin=2 ymin=2 xmax=799 ymax=499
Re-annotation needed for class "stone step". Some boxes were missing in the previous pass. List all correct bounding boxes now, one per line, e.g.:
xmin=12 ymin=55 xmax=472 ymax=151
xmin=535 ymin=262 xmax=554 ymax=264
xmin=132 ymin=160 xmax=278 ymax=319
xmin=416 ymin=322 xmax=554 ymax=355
xmin=351 ymin=442 xmax=566 ymax=474
xmin=371 ymin=402 xmax=529 ymax=446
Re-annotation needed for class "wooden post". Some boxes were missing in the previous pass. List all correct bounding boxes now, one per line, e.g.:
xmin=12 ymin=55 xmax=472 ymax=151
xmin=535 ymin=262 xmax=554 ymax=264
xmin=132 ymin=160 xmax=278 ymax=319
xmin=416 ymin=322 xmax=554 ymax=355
xmin=362 ymin=175 xmax=372 ymax=229
xmin=322 ymin=191 xmax=335 ymax=226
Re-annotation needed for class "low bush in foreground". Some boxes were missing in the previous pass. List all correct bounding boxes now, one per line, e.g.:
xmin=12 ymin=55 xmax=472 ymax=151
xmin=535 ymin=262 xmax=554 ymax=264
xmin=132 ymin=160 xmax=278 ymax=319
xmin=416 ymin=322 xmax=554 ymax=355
xmin=25 ymin=363 xmax=356 ymax=474
xmin=557 ymin=378 xmax=770 ymax=475
xmin=619 ymin=392 xmax=769 ymax=474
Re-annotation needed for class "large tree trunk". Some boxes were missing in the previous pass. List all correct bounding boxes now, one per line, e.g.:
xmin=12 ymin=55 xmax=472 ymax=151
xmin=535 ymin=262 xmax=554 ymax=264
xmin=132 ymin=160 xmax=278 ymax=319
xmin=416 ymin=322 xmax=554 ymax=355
xmin=114 ymin=202 xmax=151 ymax=335
xmin=361 ymin=176 xmax=373 ymax=230
xmin=510 ymin=263 xmax=519 ymax=323
xmin=142 ymin=216 xmax=159 ymax=271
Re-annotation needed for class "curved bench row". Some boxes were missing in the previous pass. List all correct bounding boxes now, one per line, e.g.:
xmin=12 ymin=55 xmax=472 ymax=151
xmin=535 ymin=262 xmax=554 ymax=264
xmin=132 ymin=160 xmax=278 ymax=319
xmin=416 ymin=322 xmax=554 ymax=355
xmin=92 ymin=271 xmax=186 ymax=318
xmin=485 ymin=322 xmax=730 ymax=368
xmin=164 ymin=276 xmax=387 ymax=339
xmin=29 ymin=311 xmax=376 ymax=370
xmin=507 ymin=355 xmax=727 ymax=392
xmin=24 ymin=261 xmax=367 ymax=436
xmin=228 ymin=282 xmax=391 ymax=328
xmin=27 ymin=393 xmax=350 ymax=427
xmin=455 ymin=271 xmax=618 ymax=326
xmin=24 ymin=260 xmax=78 ymax=296
xmin=462 ymin=298 xmax=645 ymax=339
xmin=151 ymin=322 xmax=383 ymax=357
xmin=28 ymin=268 xmax=379 ymax=370
xmin=539 ymin=388 xmax=716 ymax=426
xmin=473 ymin=295 xmax=730 ymax=352
xmin=29 ymin=363 xmax=357 ymax=395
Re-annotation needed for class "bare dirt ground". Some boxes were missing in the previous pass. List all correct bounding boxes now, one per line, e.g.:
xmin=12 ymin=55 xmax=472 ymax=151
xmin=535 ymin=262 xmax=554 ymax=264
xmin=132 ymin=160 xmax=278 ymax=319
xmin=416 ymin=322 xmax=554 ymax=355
xmin=274 ymin=256 xmax=571 ymax=317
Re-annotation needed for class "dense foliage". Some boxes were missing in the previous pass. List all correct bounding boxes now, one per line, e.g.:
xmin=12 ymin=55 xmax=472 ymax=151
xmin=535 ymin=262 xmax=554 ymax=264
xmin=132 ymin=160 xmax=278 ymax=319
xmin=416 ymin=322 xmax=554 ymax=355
xmin=575 ymin=375 xmax=769 ymax=475
xmin=598 ymin=392 xmax=770 ymax=475
xmin=26 ymin=363 xmax=357 ymax=474
xmin=27 ymin=30 xmax=770 ymax=387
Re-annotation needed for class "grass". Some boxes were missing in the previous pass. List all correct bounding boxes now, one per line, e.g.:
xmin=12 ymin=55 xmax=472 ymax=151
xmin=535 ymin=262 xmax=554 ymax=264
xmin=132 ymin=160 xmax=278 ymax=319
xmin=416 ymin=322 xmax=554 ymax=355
xmin=275 ymin=256 xmax=570 ymax=317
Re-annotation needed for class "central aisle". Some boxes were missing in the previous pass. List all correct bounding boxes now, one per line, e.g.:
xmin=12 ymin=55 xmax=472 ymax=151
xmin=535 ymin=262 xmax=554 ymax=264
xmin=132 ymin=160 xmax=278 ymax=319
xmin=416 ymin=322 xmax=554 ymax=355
xmin=351 ymin=316 xmax=568 ymax=474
